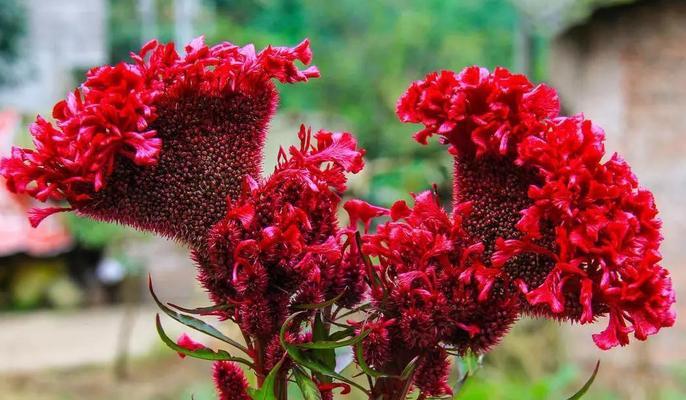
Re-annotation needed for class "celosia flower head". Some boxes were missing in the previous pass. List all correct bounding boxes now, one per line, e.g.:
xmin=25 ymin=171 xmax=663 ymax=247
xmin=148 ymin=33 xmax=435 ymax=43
xmin=199 ymin=125 xmax=365 ymax=341
xmin=351 ymin=190 xmax=518 ymax=398
xmin=0 ymin=37 xmax=319 ymax=247
xmin=397 ymin=66 xmax=675 ymax=349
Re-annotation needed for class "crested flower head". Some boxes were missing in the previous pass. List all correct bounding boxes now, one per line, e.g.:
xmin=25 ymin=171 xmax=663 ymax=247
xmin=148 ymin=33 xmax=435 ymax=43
xmin=397 ymin=66 xmax=675 ymax=349
xmin=351 ymin=190 xmax=519 ymax=397
xmin=198 ymin=125 xmax=365 ymax=340
xmin=0 ymin=37 xmax=319 ymax=247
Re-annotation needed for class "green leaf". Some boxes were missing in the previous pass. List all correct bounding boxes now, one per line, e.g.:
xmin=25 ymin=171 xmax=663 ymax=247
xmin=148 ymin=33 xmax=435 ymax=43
xmin=566 ymin=360 xmax=600 ymax=400
xmin=279 ymin=312 xmax=369 ymax=395
xmin=294 ymin=329 xmax=370 ymax=350
xmin=154 ymin=314 xmax=253 ymax=366
xmin=167 ymin=302 xmax=229 ymax=315
xmin=328 ymin=328 xmax=355 ymax=342
xmin=399 ymin=356 xmax=420 ymax=380
xmin=248 ymin=357 xmax=285 ymax=400
xmin=310 ymin=313 xmax=335 ymax=385
xmin=296 ymin=290 xmax=346 ymax=310
xmin=293 ymin=366 xmax=323 ymax=400
xmin=452 ymin=370 xmax=470 ymax=397
xmin=149 ymin=275 xmax=248 ymax=353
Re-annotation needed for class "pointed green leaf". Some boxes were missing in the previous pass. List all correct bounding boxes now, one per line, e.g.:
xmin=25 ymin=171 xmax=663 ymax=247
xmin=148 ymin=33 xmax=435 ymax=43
xmin=154 ymin=315 xmax=253 ymax=366
xmin=293 ymin=366 xmax=323 ymax=400
xmin=295 ymin=329 xmax=370 ymax=350
xmin=452 ymin=370 xmax=471 ymax=397
xmin=310 ymin=313 xmax=336 ymax=385
xmin=566 ymin=360 xmax=600 ymax=400
xmin=328 ymin=329 xmax=355 ymax=342
xmin=280 ymin=312 xmax=370 ymax=396
xmin=399 ymin=356 xmax=420 ymax=380
xmin=167 ymin=302 xmax=229 ymax=315
xmin=149 ymin=275 xmax=248 ymax=353
xmin=248 ymin=357 xmax=285 ymax=400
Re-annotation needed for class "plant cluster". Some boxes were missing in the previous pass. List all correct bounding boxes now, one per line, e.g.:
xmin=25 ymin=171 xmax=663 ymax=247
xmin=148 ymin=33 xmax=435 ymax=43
xmin=0 ymin=38 xmax=675 ymax=400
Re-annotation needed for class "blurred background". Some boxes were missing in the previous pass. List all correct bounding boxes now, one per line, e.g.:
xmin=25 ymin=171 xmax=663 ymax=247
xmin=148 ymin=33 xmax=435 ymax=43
xmin=0 ymin=0 xmax=684 ymax=399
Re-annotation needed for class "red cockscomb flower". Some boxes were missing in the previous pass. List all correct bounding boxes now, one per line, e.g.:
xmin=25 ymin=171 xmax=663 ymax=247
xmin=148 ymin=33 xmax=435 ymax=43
xmin=198 ymin=125 xmax=365 ymax=347
xmin=350 ymin=190 xmax=519 ymax=398
xmin=213 ymin=361 xmax=251 ymax=400
xmin=0 ymin=37 xmax=319 ymax=247
xmin=396 ymin=66 xmax=675 ymax=349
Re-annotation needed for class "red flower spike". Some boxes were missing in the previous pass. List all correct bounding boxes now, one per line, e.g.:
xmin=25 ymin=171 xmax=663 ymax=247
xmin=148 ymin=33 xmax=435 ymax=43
xmin=397 ymin=66 xmax=675 ymax=349
xmin=198 ymin=126 xmax=366 ymax=342
xmin=213 ymin=361 xmax=251 ymax=400
xmin=1 ymin=37 xmax=319 ymax=247
xmin=413 ymin=348 xmax=452 ymax=398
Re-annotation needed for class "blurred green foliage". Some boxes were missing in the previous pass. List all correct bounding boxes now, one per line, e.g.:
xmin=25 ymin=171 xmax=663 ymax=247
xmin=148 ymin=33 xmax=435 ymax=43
xmin=0 ymin=0 xmax=26 ymax=86
xmin=205 ymin=0 xmax=520 ymax=159
xmin=64 ymin=214 xmax=136 ymax=250
xmin=108 ymin=0 xmax=532 ymax=207
xmin=0 ymin=0 xmax=24 ymax=58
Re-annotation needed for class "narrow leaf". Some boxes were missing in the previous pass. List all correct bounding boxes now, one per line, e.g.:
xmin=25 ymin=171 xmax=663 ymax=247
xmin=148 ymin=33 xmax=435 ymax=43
xmin=280 ymin=312 xmax=370 ymax=395
xmin=566 ymin=360 xmax=600 ymax=400
xmin=149 ymin=276 xmax=248 ymax=353
xmin=167 ymin=302 xmax=229 ymax=315
xmin=294 ymin=329 xmax=370 ymax=350
xmin=399 ymin=356 xmax=420 ymax=380
xmin=154 ymin=315 xmax=253 ymax=366
xmin=249 ymin=356 xmax=285 ymax=400
xmin=310 ymin=313 xmax=336 ymax=385
xmin=293 ymin=366 xmax=323 ymax=400
xmin=328 ymin=329 xmax=355 ymax=341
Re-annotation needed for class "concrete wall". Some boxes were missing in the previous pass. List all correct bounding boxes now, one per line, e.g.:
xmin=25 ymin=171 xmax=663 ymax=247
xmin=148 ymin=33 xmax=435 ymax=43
xmin=0 ymin=0 xmax=107 ymax=113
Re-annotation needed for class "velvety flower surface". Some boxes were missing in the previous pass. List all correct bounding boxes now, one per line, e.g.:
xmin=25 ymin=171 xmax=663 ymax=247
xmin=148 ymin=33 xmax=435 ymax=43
xmin=0 ymin=37 xmax=319 ymax=247
xmin=396 ymin=66 xmax=675 ymax=349
xmin=213 ymin=361 xmax=251 ymax=400
xmin=351 ymin=190 xmax=518 ymax=398
xmin=198 ymin=125 xmax=365 ymax=349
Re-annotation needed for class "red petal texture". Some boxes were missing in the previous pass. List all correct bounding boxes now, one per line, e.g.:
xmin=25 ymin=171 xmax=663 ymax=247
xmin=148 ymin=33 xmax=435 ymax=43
xmin=197 ymin=126 xmax=366 ymax=345
xmin=356 ymin=190 xmax=519 ymax=393
xmin=396 ymin=66 xmax=675 ymax=349
xmin=0 ymin=37 xmax=319 ymax=247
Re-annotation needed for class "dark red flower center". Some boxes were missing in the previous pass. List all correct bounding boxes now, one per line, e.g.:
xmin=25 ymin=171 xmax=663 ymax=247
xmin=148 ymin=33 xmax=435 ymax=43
xmin=454 ymin=155 xmax=556 ymax=292
xmin=81 ymin=91 xmax=272 ymax=246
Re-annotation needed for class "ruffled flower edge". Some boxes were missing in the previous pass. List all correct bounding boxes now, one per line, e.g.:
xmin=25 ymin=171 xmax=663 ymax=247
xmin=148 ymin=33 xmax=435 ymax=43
xmin=203 ymin=125 xmax=365 ymax=307
xmin=348 ymin=191 xmax=519 ymax=355
xmin=0 ymin=37 xmax=319 ymax=226
xmin=396 ymin=66 xmax=675 ymax=349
